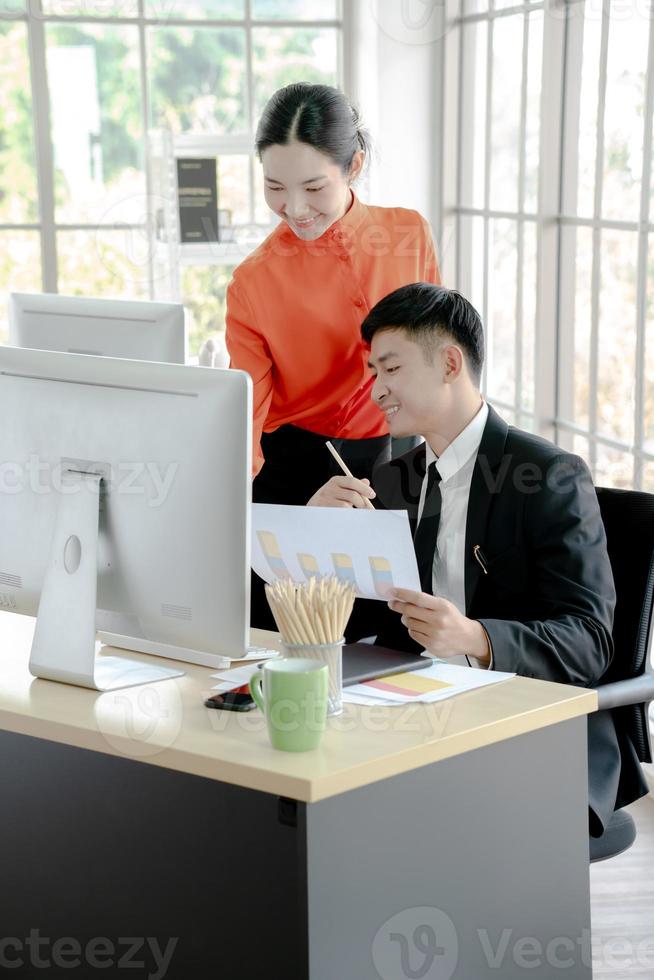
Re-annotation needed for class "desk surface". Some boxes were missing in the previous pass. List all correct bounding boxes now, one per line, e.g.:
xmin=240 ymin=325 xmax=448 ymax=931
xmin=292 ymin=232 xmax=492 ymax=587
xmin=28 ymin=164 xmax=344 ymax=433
xmin=0 ymin=612 xmax=597 ymax=802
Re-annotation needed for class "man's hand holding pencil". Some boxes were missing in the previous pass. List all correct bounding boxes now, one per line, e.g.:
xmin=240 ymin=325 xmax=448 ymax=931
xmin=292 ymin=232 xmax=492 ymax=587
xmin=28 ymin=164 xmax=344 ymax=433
xmin=306 ymin=441 xmax=377 ymax=509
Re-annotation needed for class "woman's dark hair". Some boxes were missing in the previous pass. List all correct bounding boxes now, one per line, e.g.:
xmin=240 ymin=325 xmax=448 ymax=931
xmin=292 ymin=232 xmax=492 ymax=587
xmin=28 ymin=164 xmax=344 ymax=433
xmin=255 ymin=82 xmax=370 ymax=174
xmin=361 ymin=283 xmax=485 ymax=384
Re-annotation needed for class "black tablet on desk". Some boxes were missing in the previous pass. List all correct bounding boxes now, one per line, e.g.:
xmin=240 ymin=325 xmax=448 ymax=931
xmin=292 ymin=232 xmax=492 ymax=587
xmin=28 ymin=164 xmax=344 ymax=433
xmin=342 ymin=643 xmax=432 ymax=686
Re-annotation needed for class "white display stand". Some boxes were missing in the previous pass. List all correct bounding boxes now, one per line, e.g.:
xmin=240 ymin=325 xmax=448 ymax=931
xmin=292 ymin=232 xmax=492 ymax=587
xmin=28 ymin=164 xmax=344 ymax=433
xmin=148 ymin=128 xmax=272 ymax=303
xmin=29 ymin=471 xmax=184 ymax=691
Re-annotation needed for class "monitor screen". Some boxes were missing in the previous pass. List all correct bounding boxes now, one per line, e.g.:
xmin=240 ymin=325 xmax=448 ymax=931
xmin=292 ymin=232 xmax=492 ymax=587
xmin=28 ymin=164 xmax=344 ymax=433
xmin=8 ymin=293 xmax=186 ymax=364
xmin=0 ymin=346 xmax=251 ymax=683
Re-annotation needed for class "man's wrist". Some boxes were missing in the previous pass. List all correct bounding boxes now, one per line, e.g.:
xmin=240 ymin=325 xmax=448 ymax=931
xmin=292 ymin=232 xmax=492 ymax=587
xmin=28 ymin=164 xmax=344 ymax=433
xmin=464 ymin=619 xmax=492 ymax=668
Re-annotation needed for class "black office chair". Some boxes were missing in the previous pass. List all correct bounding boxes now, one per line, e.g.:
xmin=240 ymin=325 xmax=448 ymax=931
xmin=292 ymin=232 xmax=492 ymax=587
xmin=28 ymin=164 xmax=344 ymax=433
xmin=590 ymin=487 xmax=654 ymax=862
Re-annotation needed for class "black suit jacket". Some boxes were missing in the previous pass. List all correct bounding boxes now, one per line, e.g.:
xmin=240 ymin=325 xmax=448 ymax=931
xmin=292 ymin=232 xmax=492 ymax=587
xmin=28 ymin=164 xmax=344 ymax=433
xmin=365 ymin=405 xmax=647 ymax=835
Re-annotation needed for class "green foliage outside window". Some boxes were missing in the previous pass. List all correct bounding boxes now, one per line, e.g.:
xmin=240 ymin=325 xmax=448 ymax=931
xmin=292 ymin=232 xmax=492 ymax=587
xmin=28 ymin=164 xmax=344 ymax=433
xmin=1 ymin=10 xmax=336 ymax=355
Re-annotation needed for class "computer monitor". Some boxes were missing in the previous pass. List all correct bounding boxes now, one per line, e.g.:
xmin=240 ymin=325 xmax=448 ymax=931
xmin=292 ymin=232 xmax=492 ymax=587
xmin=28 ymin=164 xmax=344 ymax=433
xmin=8 ymin=292 xmax=186 ymax=364
xmin=0 ymin=346 xmax=251 ymax=690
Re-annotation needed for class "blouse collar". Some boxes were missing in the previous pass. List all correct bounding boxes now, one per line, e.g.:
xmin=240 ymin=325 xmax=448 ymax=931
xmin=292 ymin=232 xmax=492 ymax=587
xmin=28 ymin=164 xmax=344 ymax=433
xmin=277 ymin=190 xmax=368 ymax=247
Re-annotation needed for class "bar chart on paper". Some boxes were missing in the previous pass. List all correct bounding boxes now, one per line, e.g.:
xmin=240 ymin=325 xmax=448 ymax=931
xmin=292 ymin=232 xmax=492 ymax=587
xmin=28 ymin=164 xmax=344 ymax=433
xmin=251 ymin=504 xmax=421 ymax=601
xmin=298 ymin=553 xmax=320 ymax=579
xmin=332 ymin=553 xmax=360 ymax=590
xmin=369 ymin=556 xmax=394 ymax=597
xmin=257 ymin=530 xmax=292 ymax=580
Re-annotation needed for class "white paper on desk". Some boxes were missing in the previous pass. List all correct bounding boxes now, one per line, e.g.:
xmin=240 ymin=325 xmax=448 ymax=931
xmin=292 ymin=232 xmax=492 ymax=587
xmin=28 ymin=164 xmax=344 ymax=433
xmin=230 ymin=648 xmax=279 ymax=663
xmin=340 ymin=691 xmax=399 ymax=706
xmin=343 ymin=662 xmax=515 ymax=705
xmin=211 ymin=664 xmax=257 ymax=687
xmin=251 ymin=504 xmax=420 ymax=600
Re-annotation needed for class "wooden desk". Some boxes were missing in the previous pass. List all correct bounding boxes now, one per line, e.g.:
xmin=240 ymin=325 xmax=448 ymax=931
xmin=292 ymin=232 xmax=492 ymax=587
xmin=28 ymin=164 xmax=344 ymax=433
xmin=0 ymin=612 xmax=597 ymax=979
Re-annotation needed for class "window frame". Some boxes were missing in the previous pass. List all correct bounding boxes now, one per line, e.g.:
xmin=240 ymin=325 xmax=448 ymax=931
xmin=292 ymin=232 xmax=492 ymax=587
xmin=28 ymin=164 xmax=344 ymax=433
xmin=441 ymin=0 xmax=654 ymax=489
xmin=0 ymin=0 xmax=344 ymax=301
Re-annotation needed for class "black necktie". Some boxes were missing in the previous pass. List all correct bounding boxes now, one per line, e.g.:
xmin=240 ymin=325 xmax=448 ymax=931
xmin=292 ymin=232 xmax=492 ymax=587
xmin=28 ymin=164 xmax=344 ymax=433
xmin=414 ymin=461 xmax=442 ymax=595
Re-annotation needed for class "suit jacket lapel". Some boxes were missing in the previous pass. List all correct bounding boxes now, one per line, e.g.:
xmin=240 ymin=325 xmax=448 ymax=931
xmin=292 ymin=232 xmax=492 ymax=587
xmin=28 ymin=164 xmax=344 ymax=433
xmin=464 ymin=405 xmax=510 ymax=613
xmin=375 ymin=444 xmax=426 ymax=535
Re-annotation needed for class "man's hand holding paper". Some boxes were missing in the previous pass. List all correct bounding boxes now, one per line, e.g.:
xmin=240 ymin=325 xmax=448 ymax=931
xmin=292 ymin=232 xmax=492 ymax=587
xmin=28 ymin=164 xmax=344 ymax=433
xmin=388 ymin=588 xmax=492 ymax=667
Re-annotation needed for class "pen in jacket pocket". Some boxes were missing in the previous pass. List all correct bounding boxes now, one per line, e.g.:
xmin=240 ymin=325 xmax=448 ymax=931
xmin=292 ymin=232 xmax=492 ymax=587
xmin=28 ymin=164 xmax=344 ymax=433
xmin=473 ymin=544 xmax=489 ymax=574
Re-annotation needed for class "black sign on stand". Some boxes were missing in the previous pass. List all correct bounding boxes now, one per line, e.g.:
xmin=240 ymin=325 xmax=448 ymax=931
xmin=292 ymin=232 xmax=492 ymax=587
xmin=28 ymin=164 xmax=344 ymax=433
xmin=176 ymin=158 xmax=219 ymax=243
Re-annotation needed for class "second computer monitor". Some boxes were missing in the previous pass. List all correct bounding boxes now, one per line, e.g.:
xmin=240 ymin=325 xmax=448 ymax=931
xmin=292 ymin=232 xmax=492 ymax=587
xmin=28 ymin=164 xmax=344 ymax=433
xmin=8 ymin=292 xmax=186 ymax=364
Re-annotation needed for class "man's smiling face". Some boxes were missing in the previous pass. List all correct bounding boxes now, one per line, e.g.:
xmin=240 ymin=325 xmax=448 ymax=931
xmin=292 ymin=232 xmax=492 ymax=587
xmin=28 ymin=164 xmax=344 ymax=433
xmin=367 ymin=328 xmax=450 ymax=440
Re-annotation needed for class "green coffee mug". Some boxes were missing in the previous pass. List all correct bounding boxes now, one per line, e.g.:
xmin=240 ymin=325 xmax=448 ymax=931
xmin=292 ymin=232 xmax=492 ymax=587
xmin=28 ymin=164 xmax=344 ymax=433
xmin=249 ymin=658 xmax=328 ymax=752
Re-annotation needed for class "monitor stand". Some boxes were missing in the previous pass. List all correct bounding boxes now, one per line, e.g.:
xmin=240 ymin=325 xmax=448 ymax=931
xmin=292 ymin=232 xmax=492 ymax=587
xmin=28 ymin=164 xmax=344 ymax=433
xmin=29 ymin=471 xmax=184 ymax=691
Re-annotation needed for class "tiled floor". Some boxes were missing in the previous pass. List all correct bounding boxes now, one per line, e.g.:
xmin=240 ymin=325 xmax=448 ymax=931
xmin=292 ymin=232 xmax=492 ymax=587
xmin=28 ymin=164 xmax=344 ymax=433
xmin=590 ymin=795 xmax=654 ymax=978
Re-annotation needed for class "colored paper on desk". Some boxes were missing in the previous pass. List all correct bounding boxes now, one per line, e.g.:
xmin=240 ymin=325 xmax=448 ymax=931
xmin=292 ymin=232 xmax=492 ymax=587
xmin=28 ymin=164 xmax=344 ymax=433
xmin=365 ymin=672 xmax=453 ymax=697
xmin=344 ymin=662 xmax=516 ymax=705
xmin=251 ymin=504 xmax=420 ymax=600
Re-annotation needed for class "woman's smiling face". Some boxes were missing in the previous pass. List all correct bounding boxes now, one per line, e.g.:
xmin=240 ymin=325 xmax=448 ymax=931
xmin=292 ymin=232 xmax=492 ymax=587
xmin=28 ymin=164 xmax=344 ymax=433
xmin=261 ymin=140 xmax=362 ymax=241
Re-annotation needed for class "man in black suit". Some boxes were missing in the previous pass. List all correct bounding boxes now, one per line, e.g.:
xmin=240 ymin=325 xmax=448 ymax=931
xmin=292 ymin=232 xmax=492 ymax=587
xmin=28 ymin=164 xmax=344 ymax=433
xmin=309 ymin=282 xmax=648 ymax=837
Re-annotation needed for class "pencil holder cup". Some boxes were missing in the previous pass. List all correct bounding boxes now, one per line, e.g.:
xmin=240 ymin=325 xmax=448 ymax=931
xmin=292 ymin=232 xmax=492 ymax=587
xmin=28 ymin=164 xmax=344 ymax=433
xmin=281 ymin=638 xmax=344 ymax=716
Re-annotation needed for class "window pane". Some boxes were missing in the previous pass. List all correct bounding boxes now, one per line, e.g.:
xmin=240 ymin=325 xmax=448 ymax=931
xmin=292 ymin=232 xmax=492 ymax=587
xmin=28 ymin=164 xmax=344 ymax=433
xmin=601 ymin=5 xmax=648 ymax=221
xmin=643 ymin=461 xmax=654 ymax=493
xmin=518 ymin=413 xmax=536 ymax=434
xmin=489 ymin=14 xmax=523 ymax=213
xmin=218 ymin=154 xmax=249 ymax=226
xmin=42 ymin=1 xmax=138 ymax=14
xmin=597 ymin=230 xmax=637 ymax=444
xmin=252 ymin=27 xmax=338 ymax=121
xmin=644 ymin=238 xmax=654 ymax=454
xmin=458 ymin=214 xmax=485 ymax=320
xmin=521 ymin=220 xmax=537 ymax=413
xmin=470 ymin=215 xmax=485 ymax=321
xmin=0 ymin=232 xmax=41 ymax=346
xmin=252 ymin=0 xmax=338 ymax=19
xmin=572 ymin=226 xmax=593 ymax=430
xmin=487 ymin=218 xmax=517 ymax=405
xmin=46 ymin=24 xmax=145 ymax=224
xmin=144 ymin=0 xmax=243 ymax=16
xmin=459 ymin=20 xmax=487 ymax=210
xmin=523 ymin=11 xmax=543 ymax=213
xmin=573 ymin=435 xmax=591 ymax=468
xmin=148 ymin=27 xmax=247 ymax=134
xmin=576 ymin=4 xmax=602 ymax=217
xmin=57 ymin=229 xmax=150 ymax=298
xmin=253 ymin=159 xmax=281 ymax=227
xmin=0 ymin=22 xmax=38 ymax=224
xmin=180 ymin=264 xmax=231 ymax=356
xmin=1 ymin=1 xmax=26 ymax=10
xmin=595 ymin=445 xmax=635 ymax=489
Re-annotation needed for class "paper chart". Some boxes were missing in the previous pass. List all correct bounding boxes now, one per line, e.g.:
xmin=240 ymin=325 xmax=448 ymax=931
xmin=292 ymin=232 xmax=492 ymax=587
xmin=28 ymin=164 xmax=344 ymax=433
xmin=251 ymin=504 xmax=421 ymax=601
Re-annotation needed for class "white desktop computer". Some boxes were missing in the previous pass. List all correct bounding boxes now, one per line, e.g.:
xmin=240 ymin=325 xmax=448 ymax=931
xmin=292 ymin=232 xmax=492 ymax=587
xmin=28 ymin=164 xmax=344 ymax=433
xmin=8 ymin=292 xmax=186 ymax=364
xmin=0 ymin=346 xmax=251 ymax=690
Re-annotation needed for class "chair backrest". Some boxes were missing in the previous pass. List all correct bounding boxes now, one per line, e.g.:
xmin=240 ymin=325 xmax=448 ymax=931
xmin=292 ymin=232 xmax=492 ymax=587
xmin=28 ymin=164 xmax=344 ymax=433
xmin=596 ymin=486 xmax=654 ymax=762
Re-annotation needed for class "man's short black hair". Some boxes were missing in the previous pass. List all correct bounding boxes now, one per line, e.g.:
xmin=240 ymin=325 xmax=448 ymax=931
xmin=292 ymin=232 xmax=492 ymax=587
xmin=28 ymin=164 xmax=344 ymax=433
xmin=361 ymin=283 xmax=485 ymax=384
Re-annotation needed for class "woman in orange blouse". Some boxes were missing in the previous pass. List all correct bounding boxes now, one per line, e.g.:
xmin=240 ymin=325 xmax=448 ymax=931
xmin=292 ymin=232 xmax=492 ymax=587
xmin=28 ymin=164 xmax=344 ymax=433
xmin=225 ymin=82 xmax=440 ymax=626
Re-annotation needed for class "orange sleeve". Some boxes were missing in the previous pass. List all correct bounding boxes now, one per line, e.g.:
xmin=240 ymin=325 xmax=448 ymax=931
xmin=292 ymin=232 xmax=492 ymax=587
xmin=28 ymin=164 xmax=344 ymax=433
xmin=420 ymin=215 xmax=440 ymax=285
xmin=225 ymin=277 xmax=273 ymax=477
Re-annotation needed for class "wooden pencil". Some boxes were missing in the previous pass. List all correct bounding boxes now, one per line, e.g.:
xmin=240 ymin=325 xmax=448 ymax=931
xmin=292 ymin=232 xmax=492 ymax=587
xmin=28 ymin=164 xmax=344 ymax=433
xmin=264 ymin=575 xmax=355 ymax=646
xmin=325 ymin=441 xmax=375 ymax=510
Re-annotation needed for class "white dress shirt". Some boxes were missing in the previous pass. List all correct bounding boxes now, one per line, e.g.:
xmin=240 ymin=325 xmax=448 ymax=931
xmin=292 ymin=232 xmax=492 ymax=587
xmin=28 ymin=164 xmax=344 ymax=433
xmin=416 ymin=400 xmax=490 ymax=667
